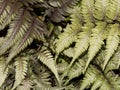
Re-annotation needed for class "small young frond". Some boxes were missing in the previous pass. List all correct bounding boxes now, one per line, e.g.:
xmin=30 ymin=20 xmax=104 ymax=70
xmin=103 ymin=24 xmax=119 ymax=70
xmin=12 ymin=56 xmax=28 ymax=90
xmin=38 ymin=47 xmax=60 ymax=85
xmin=0 ymin=0 xmax=12 ymax=30
xmin=0 ymin=0 xmax=21 ymax=30
xmin=85 ymin=22 xmax=107 ymax=71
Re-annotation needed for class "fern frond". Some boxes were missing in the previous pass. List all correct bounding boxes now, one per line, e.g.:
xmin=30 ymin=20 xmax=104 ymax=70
xmin=1 ymin=11 xmax=47 ymax=66
xmin=55 ymin=6 xmax=82 ymax=54
xmin=107 ymin=0 xmax=120 ymax=21
xmin=70 ymin=23 xmax=94 ymax=67
xmin=38 ymin=47 xmax=60 ymax=85
xmin=0 ymin=57 xmax=8 ymax=87
xmin=94 ymin=0 xmax=109 ymax=20
xmin=81 ymin=0 xmax=95 ymax=23
xmin=12 ymin=56 xmax=28 ymax=90
xmin=0 ymin=8 xmax=31 ymax=55
xmin=80 ymin=65 xmax=120 ymax=90
xmin=85 ymin=22 xmax=107 ymax=71
xmin=91 ymin=71 xmax=120 ymax=90
xmin=103 ymin=24 xmax=119 ymax=70
xmin=0 ymin=0 xmax=21 ymax=30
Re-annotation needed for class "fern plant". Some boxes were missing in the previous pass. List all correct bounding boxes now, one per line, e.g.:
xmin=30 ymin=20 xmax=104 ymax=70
xmin=0 ymin=0 xmax=120 ymax=90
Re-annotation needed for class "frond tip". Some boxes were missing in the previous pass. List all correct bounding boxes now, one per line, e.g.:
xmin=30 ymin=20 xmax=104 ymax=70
xmin=38 ymin=47 xmax=60 ymax=85
xmin=70 ymin=23 xmax=94 ymax=67
xmin=103 ymin=24 xmax=120 ymax=70
xmin=85 ymin=22 xmax=107 ymax=71
xmin=12 ymin=56 xmax=28 ymax=90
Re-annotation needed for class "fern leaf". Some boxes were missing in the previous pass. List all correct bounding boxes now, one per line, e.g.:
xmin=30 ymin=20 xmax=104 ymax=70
xmin=85 ymin=22 xmax=107 ymax=71
xmin=103 ymin=24 xmax=119 ymax=70
xmin=70 ymin=23 xmax=94 ymax=67
xmin=107 ymin=0 xmax=120 ymax=21
xmin=0 ymin=1 xmax=22 ymax=29
xmin=55 ymin=6 xmax=82 ymax=54
xmin=0 ymin=8 xmax=31 ymax=55
xmin=12 ymin=57 xmax=28 ymax=90
xmin=80 ymin=64 xmax=120 ymax=90
xmin=2 ymin=13 xmax=46 ymax=66
xmin=0 ymin=57 xmax=8 ymax=87
xmin=81 ymin=0 xmax=95 ymax=23
xmin=0 ymin=0 xmax=11 ymax=30
xmin=38 ymin=47 xmax=60 ymax=85
xmin=94 ymin=0 xmax=109 ymax=20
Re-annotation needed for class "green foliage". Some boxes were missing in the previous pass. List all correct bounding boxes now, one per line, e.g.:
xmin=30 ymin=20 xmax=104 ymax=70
xmin=0 ymin=0 xmax=120 ymax=90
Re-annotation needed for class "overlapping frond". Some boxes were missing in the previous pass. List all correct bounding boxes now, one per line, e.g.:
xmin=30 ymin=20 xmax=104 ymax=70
xmin=0 ymin=8 xmax=31 ymax=55
xmin=38 ymin=47 xmax=60 ymax=85
xmin=1 ymin=0 xmax=120 ymax=89
xmin=55 ymin=6 xmax=82 ymax=54
xmin=12 ymin=56 xmax=28 ymax=90
xmin=0 ymin=8 xmax=47 ymax=65
xmin=56 ymin=0 xmax=120 ymax=73
xmin=80 ymin=65 xmax=120 ymax=90
xmin=70 ymin=23 xmax=94 ymax=67
xmin=86 ymin=22 xmax=107 ymax=70
xmin=103 ymin=24 xmax=119 ymax=70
